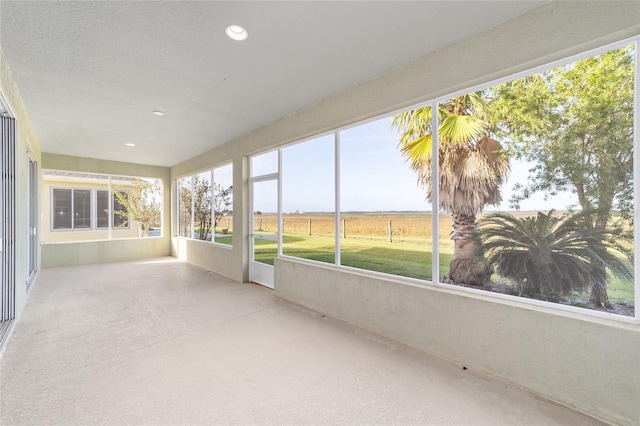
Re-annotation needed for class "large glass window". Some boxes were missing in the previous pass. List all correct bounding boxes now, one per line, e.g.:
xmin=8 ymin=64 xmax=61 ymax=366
xmin=393 ymin=44 xmax=635 ymax=317
xmin=177 ymin=164 xmax=234 ymax=246
xmin=473 ymin=44 xmax=634 ymax=316
xmin=265 ymin=41 xmax=637 ymax=319
xmin=340 ymin=118 xmax=432 ymax=280
xmin=45 ymin=170 xmax=162 ymax=240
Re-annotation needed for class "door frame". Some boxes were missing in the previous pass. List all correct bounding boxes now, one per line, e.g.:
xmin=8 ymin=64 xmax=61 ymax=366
xmin=249 ymin=150 xmax=281 ymax=288
xmin=27 ymin=151 xmax=37 ymax=287
xmin=0 ymin=108 xmax=16 ymax=349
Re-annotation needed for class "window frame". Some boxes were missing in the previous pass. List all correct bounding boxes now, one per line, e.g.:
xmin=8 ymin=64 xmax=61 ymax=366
xmin=176 ymin=162 xmax=234 ymax=247
xmin=50 ymin=186 xmax=93 ymax=232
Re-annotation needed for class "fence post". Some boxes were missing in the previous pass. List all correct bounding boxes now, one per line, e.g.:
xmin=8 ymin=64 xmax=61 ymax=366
xmin=388 ymin=220 xmax=392 ymax=243
xmin=259 ymin=218 xmax=262 ymax=231
xmin=342 ymin=218 xmax=346 ymax=239
xmin=308 ymin=218 xmax=312 ymax=236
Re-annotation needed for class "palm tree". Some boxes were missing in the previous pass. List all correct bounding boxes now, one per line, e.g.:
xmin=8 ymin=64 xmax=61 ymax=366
xmin=478 ymin=211 xmax=631 ymax=302
xmin=392 ymin=92 xmax=510 ymax=285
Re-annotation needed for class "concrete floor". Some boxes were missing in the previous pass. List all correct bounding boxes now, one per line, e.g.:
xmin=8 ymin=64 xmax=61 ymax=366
xmin=0 ymin=258 xmax=604 ymax=425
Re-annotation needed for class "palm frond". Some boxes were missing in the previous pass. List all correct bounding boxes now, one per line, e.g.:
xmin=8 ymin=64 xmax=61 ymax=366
xmin=478 ymin=211 xmax=632 ymax=300
xmin=439 ymin=114 xmax=486 ymax=144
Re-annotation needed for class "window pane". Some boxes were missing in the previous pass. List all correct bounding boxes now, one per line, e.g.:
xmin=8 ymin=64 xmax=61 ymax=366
xmin=252 ymin=179 xmax=278 ymax=265
xmin=193 ymin=171 xmax=212 ymax=241
xmin=52 ymin=188 xmax=72 ymax=229
xmin=115 ymin=178 xmax=162 ymax=238
xmin=96 ymin=190 xmax=109 ymax=228
xmin=213 ymin=164 xmax=233 ymax=245
xmin=251 ymin=150 xmax=278 ymax=177
xmin=73 ymin=189 xmax=91 ymax=229
xmin=282 ymin=135 xmax=334 ymax=264
xmin=178 ymin=177 xmax=192 ymax=238
xmin=341 ymin=117 xmax=432 ymax=280
xmin=113 ymin=191 xmax=129 ymax=228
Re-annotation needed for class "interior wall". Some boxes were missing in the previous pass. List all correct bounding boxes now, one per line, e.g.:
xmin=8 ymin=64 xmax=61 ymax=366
xmin=41 ymin=153 xmax=172 ymax=267
xmin=274 ymin=258 xmax=640 ymax=426
xmin=0 ymin=50 xmax=42 ymax=319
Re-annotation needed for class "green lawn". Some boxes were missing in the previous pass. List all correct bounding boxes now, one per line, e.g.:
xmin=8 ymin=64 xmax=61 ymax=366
xmin=253 ymin=233 xmax=634 ymax=307
xmin=256 ymin=233 xmax=450 ymax=281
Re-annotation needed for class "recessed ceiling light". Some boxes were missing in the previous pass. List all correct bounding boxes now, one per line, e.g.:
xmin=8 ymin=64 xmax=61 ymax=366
xmin=125 ymin=143 xmax=136 ymax=147
xmin=153 ymin=110 xmax=164 ymax=116
xmin=225 ymin=24 xmax=248 ymax=41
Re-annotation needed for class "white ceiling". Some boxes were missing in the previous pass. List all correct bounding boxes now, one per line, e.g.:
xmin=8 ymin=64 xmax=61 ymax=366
xmin=0 ymin=1 xmax=545 ymax=168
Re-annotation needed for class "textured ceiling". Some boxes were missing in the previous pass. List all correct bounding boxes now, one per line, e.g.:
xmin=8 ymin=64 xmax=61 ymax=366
xmin=0 ymin=1 xmax=545 ymax=167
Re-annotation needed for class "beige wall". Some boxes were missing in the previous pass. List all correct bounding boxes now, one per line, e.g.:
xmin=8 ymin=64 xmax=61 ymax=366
xmin=168 ymin=2 xmax=640 ymax=425
xmin=0 ymin=50 xmax=42 ymax=319
xmin=41 ymin=154 xmax=172 ymax=267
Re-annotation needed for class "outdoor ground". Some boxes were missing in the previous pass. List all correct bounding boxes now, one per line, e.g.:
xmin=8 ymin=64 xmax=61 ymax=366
xmin=251 ymin=212 xmax=635 ymax=317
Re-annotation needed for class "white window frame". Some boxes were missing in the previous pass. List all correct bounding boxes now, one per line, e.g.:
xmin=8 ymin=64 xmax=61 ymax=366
xmin=176 ymin=163 xmax=234 ymax=247
xmin=50 ymin=187 xmax=93 ymax=232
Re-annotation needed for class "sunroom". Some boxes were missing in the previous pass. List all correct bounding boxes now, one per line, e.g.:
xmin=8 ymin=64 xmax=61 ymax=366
xmin=1 ymin=2 xmax=639 ymax=425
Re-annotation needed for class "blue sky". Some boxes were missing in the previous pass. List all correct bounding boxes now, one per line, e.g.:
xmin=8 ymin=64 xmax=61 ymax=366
xmin=252 ymin=116 xmax=578 ymax=214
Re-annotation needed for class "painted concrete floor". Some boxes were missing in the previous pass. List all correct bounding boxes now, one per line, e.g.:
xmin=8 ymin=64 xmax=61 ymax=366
xmin=0 ymin=258 xmax=604 ymax=425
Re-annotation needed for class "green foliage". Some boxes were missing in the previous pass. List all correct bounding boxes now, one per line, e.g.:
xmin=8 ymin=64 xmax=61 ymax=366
xmin=179 ymin=175 xmax=232 ymax=241
xmin=478 ymin=211 xmax=631 ymax=302
xmin=490 ymin=45 xmax=635 ymax=224
xmin=392 ymin=92 xmax=510 ymax=217
xmin=487 ymin=44 xmax=635 ymax=307
xmin=113 ymin=179 xmax=162 ymax=237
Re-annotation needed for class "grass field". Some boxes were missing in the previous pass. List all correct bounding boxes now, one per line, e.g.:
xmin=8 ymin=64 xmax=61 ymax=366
xmin=252 ymin=212 xmax=635 ymax=312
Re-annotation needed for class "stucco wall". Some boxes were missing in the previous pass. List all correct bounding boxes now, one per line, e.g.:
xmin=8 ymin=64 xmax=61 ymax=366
xmin=41 ymin=237 xmax=170 ymax=268
xmin=172 ymin=238 xmax=239 ymax=282
xmin=41 ymin=154 xmax=172 ymax=266
xmin=274 ymin=258 xmax=640 ymax=425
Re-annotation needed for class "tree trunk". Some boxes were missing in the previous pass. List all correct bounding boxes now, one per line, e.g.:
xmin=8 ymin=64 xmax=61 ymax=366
xmin=588 ymin=252 xmax=611 ymax=309
xmin=589 ymin=280 xmax=611 ymax=309
xmin=452 ymin=212 xmax=478 ymax=258
xmin=448 ymin=212 xmax=493 ymax=286
xmin=589 ymin=213 xmax=612 ymax=309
